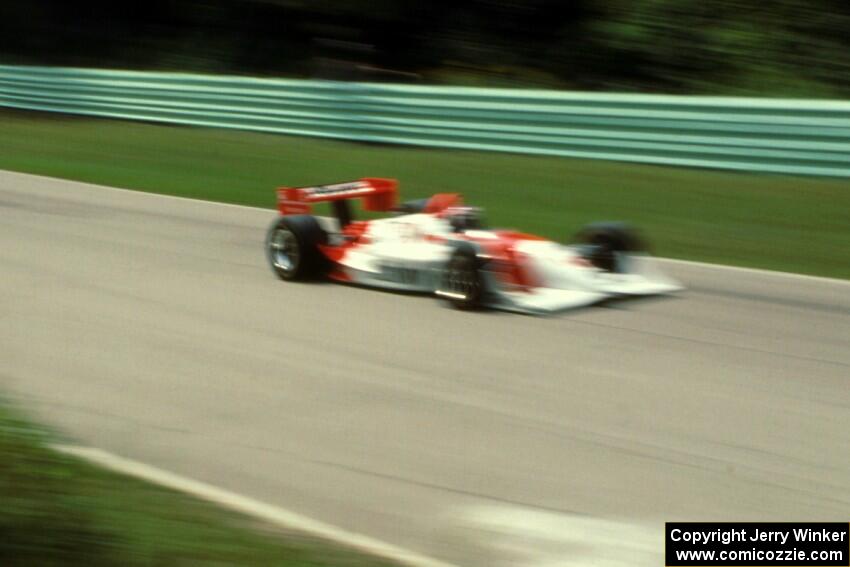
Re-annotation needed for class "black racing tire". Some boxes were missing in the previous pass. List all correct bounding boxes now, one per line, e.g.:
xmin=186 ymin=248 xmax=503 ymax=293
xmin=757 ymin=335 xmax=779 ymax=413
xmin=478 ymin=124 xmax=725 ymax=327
xmin=574 ymin=222 xmax=645 ymax=273
xmin=265 ymin=215 xmax=328 ymax=281
xmin=439 ymin=244 xmax=484 ymax=310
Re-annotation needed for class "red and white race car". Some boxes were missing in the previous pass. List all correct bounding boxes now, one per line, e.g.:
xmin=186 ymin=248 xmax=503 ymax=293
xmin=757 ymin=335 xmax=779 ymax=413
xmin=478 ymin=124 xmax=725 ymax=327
xmin=264 ymin=178 xmax=681 ymax=313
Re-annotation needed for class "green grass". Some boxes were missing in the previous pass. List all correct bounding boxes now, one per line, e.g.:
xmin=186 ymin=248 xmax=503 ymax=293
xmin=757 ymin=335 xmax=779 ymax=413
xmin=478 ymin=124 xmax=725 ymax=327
xmin=0 ymin=401 xmax=394 ymax=567
xmin=1 ymin=109 xmax=848 ymax=278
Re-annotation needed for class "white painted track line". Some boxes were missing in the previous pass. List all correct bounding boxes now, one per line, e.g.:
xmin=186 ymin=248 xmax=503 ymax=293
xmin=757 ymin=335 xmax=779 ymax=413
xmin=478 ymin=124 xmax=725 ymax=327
xmin=54 ymin=445 xmax=459 ymax=567
xmin=656 ymin=258 xmax=850 ymax=286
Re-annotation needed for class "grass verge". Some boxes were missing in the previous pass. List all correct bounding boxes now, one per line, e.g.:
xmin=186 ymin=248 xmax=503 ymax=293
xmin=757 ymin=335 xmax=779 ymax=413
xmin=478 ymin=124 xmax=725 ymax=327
xmin=0 ymin=109 xmax=847 ymax=278
xmin=0 ymin=401 xmax=394 ymax=567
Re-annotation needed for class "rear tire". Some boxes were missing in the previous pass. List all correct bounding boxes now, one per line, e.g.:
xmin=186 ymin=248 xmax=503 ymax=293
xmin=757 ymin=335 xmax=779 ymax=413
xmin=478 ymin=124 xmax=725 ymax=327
xmin=439 ymin=245 xmax=484 ymax=310
xmin=574 ymin=222 xmax=644 ymax=273
xmin=265 ymin=215 xmax=327 ymax=281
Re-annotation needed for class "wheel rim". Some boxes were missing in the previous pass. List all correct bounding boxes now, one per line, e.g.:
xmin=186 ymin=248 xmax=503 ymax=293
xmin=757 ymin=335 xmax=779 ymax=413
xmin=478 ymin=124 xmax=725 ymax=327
xmin=446 ymin=258 xmax=479 ymax=301
xmin=269 ymin=228 xmax=299 ymax=274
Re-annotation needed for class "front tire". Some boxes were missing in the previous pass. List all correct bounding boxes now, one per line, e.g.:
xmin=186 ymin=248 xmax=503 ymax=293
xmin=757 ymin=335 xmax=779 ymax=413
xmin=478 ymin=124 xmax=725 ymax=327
xmin=438 ymin=245 xmax=484 ymax=310
xmin=574 ymin=222 xmax=644 ymax=273
xmin=265 ymin=215 xmax=327 ymax=281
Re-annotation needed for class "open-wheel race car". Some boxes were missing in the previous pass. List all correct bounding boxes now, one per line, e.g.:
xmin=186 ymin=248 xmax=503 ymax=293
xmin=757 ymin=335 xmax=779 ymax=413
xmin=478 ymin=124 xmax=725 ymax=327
xmin=264 ymin=178 xmax=682 ymax=314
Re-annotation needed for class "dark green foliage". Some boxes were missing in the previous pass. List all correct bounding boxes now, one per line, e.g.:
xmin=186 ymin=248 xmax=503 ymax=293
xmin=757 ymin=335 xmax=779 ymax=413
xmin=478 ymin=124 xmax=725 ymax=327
xmin=585 ymin=0 xmax=850 ymax=95
xmin=2 ymin=0 xmax=849 ymax=95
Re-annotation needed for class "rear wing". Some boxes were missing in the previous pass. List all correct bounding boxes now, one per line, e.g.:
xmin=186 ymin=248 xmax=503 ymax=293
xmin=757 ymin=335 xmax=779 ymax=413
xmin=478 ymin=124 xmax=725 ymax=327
xmin=276 ymin=178 xmax=398 ymax=216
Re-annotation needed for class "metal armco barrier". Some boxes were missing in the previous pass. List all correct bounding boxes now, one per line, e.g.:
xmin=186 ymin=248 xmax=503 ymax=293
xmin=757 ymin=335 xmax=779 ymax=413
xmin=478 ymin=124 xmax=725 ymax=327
xmin=1 ymin=65 xmax=849 ymax=177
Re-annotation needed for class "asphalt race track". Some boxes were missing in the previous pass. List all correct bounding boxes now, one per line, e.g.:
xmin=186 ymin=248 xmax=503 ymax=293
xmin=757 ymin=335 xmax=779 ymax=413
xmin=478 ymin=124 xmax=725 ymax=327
xmin=2 ymin=170 xmax=848 ymax=566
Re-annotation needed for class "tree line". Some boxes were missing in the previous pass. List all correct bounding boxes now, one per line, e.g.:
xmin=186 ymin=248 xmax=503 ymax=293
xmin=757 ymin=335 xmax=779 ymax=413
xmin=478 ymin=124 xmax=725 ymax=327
xmin=2 ymin=0 xmax=849 ymax=96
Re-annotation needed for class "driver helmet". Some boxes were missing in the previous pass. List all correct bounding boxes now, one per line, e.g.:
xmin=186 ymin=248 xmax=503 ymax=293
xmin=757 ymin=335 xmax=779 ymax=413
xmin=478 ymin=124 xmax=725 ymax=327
xmin=444 ymin=205 xmax=485 ymax=232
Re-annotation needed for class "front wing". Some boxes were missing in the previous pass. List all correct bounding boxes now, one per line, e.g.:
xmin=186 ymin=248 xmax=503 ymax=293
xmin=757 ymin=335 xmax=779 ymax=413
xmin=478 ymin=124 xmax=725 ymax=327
xmin=481 ymin=254 xmax=683 ymax=315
